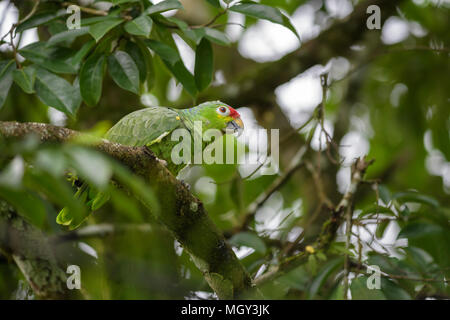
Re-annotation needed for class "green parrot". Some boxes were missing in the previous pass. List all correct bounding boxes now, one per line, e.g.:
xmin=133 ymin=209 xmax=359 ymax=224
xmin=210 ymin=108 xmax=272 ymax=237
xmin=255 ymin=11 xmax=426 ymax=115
xmin=57 ymin=101 xmax=244 ymax=229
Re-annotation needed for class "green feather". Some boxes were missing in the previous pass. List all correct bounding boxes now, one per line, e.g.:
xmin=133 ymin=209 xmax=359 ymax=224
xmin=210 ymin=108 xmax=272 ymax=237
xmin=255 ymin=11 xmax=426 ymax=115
xmin=57 ymin=101 xmax=236 ymax=229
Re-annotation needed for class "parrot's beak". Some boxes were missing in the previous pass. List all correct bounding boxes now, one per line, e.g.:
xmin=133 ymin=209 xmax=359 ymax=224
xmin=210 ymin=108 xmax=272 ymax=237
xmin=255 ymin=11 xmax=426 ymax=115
xmin=226 ymin=117 xmax=244 ymax=136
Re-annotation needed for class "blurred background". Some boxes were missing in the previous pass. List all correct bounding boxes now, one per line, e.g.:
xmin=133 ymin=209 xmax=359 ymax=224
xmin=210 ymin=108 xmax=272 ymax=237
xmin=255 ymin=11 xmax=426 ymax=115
xmin=0 ymin=0 xmax=449 ymax=299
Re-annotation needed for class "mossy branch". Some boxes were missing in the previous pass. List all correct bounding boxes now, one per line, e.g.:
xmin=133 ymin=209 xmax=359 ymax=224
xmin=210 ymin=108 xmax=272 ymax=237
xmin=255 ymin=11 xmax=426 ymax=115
xmin=0 ymin=201 xmax=82 ymax=299
xmin=0 ymin=121 xmax=252 ymax=299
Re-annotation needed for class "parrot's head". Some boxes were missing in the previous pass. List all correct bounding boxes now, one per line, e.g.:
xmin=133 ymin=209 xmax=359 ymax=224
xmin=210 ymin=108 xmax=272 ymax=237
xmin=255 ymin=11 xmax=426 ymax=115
xmin=193 ymin=101 xmax=244 ymax=136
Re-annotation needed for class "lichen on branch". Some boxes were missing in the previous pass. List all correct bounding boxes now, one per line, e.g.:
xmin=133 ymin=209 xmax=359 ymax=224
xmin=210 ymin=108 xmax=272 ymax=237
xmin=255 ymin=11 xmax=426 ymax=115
xmin=0 ymin=121 xmax=252 ymax=299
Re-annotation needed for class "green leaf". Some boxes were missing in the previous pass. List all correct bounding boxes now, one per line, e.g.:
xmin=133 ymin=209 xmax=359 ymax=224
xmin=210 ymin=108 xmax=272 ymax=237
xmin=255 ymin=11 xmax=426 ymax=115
xmin=165 ymin=16 xmax=189 ymax=30
xmin=144 ymin=39 xmax=180 ymax=65
xmin=80 ymin=54 xmax=106 ymax=106
xmin=243 ymin=257 xmax=265 ymax=274
xmin=393 ymin=191 xmax=439 ymax=207
xmin=25 ymin=170 xmax=86 ymax=228
xmin=19 ymin=42 xmax=77 ymax=74
xmin=316 ymin=251 xmax=327 ymax=261
xmin=66 ymin=147 xmax=112 ymax=189
xmin=135 ymin=39 xmax=156 ymax=91
xmin=431 ymin=116 xmax=450 ymax=160
xmin=16 ymin=9 xmax=67 ymax=33
xmin=91 ymin=191 xmax=110 ymax=211
xmin=0 ymin=60 xmax=15 ymax=108
xmin=124 ymin=15 xmax=153 ymax=37
xmin=47 ymin=27 xmax=90 ymax=47
xmin=34 ymin=148 xmax=67 ymax=177
xmin=89 ymin=18 xmax=123 ymax=42
xmin=378 ymin=184 xmax=391 ymax=204
xmin=81 ymin=14 xmax=121 ymax=26
xmin=34 ymin=67 xmax=81 ymax=116
xmin=47 ymin=21 xmax=75 ymax=45
xmin=308 ymin=257 xmax=344 ymax=299
xmin=329 ymin=242 xmax=353 ymax=256
xmin=145 ymin=0 xmax=183 ymax=15
xmin=164 ymin=60 xmax=198 ymax=96
xmin=229 ymin=232 xmax=267 ymax=254
xmin=398 ymin=222 xmax=450 ymax=270
xmin=367 ymin=254 xmax=418 ymax=278
xmin=154 ymin=22 xmax=179 ymax=48
xmin=277 ymin=266 xmax=309 ymax=291
xmin=329 ymin=284 xmax=345 ymax=300
xmin=380 ymin=278 xmax=411 ymax=300
xmin=112 ymin=163 xmax=160 ymax=217
xmin=164 ymin=17 xmax=205 ymax=45
xmin=375 ymin=219 xmax=390 ymax=239
xmin=70 ymin=39 xmax=96 ymax=67
xmin=350 ymin=276 xmax=386 ymax=300
xmin=206 ymin=0 xmax=221 ymax=8
xmin=194 ymin=38 xmax=213 ymax=91
xmin=92 ymin=34 xmax=116 ymax=56
xmin=230 ymin=175 xmax=244 ymax=213
xmin=307 ymin=254 xmax=318 ymax=275
xmin=13 ymin=66 xmax=36 ymax=94
xmin=229 ymin=2 xmax=300 ymax=40
xmin=403 ymin=246 xmax=434 ymax=272
xmin=358 ymin=205 xmax=395 ymax=218
xmin=399 ymin=222 xmax=443 ymax=239
xmin=0 ymin=187 xmax=47 ymax=227
xmin=204 ymin=28 xmax=231 ymax=46
xmin=167 ymin=17 xmax=205 ymax=44
xmin=125 ymin=41 xmax=147 ymax=84
xmin=0 ymin=156 xmax=24 ymax=189
xmin=109 ymin=189 xmax=142 ymax=222
xmin=107 ymin=51 xmax=140 ymax=94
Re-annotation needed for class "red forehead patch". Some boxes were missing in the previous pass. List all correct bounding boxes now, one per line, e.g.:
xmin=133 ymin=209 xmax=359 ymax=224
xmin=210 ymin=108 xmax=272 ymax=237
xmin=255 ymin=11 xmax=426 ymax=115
xmin=228 ymin=106 xmax=240 ymax=118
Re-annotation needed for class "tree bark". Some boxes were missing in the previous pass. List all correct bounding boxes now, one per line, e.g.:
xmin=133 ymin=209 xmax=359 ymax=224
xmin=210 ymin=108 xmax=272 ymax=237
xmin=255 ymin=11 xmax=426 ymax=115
xmin=0 ymin=121 xmax=253 ymax=299
xmin=0 ymin=201 xmax=82 ymax=299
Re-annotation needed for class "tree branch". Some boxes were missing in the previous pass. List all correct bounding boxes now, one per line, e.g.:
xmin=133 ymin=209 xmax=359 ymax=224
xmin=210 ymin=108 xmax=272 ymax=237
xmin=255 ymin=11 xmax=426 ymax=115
xmin=217 ymin=0 xmax=403 ymax=107
xmin=236 ymin=145 xmax=308 ymax=232
xmin=0 ymin=201 xmax=82 ymax=299
xmin=253 ymin=157 xmax=374 ymax=286
xmin=0 ymin=121 xmax=252 ymax=299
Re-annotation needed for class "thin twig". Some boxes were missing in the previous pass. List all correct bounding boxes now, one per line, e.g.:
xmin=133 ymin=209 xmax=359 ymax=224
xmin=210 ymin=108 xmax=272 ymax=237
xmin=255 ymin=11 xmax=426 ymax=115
xmin=254 ymin=158 xmax=375 ymax=287
xmin=0 ymin=0 xmax=40 ymax=57
xmin=352 ymin=261 xmax=450 ymax=284
xmin=240 ymin=113 xmax=316 ymax=182
xmin=305 ymin=160 xmax=334 ymax=208
xmin=192 ymin=9 xmax=228 ymax=29
xmin=237 ymin=145 xmax=308 ymax=231
xmin=10 ymin=31 xmax=21 ymax=68
xmin=62 ymin=2 xmax=108 ymax=16
xmin=343 ymin=203 xmax=353 ymax=299
xmin=18 ymin=0 xmax=41 ymax=25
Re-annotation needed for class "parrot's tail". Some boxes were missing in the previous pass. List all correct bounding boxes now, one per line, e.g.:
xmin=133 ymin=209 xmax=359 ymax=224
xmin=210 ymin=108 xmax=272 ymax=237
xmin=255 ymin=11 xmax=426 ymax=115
xmin=57 ymin=182 xmax=110 ymax=229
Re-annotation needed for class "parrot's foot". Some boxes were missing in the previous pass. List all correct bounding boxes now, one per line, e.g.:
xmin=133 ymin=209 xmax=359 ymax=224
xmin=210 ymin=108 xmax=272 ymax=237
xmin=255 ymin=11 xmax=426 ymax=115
xmin=180 ymin=179 xmax=191 ymax=191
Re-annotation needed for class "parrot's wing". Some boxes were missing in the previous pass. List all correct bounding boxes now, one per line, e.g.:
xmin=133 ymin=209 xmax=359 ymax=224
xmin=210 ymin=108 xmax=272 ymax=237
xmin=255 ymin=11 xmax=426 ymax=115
xmin=146 ymin=131 xmax=171 ymax=147
xmin=57 ymin=108 xmax=185 ymax=230
xmin=105 ymin=107 xmax=183 ymax=147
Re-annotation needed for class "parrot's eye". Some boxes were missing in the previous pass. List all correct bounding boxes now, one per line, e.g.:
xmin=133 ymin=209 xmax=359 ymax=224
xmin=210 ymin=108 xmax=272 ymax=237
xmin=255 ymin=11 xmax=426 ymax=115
xmin=217 ymin=106 xmax=230 ymax=116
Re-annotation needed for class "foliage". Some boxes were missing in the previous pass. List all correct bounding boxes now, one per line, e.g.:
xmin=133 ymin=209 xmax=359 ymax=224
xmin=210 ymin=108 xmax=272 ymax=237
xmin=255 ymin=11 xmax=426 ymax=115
xmin=0 ymin=0 xmax=299 ymax=114
xmin=0 ymin=0 xmax=449 ymax=300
